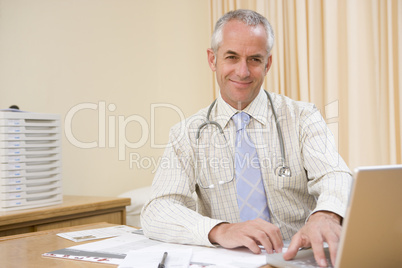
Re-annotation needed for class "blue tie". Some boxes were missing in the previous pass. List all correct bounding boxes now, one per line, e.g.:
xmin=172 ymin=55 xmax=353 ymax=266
xmin=233 ymin=112 xmax=270 ymax=222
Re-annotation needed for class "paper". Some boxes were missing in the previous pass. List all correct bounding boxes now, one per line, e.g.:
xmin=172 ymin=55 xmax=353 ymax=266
xmin=43 ymin=233 xmax=163 ymax=265
xmin=45 ymin=232 xmax=277 ymax=267
xmin=118 ymin=249 xmax=192 ymax=268
xmin=57 ymin=225 xmax=138 ymax=242
xmin=69 ymin=233 xmax=266 ymax=267
xmin=43 ymin=248 xmax=126 ymax=265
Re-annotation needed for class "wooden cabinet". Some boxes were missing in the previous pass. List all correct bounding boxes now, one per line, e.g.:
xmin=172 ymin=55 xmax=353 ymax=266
xmin=0 ymin=195 xmax=131 ymax=236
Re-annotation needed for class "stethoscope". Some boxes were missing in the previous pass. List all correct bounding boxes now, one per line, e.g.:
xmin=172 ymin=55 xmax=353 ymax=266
xmin=194 ymin=90 xmax=292 ymax=189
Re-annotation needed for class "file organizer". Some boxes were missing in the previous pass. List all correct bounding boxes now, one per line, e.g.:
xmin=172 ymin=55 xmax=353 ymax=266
xmin=0 ymin=112 xmax=62 ymax=211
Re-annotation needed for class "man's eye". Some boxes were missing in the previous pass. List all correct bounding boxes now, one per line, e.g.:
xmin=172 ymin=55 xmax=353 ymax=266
xmin=250 ymin=58 xmax=262 ymax=63
xmin=226 ymin=56 xmax=237 ymax=60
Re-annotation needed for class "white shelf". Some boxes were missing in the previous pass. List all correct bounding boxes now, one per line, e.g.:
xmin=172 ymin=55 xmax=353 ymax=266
xmin=0 ymin=111 xmax=62 ymax=211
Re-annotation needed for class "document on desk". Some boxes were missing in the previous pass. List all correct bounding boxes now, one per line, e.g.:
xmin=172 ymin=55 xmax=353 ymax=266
xmin=56 ymin=225 xmax=138 ymax=242
xmin=44 ymin=232 xmax=267 ymax=267
xmin=118 ymin=249 xmax=192 ymax=268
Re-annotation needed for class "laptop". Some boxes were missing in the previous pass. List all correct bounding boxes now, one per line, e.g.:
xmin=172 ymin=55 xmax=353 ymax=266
xmin=265 ymin=165 xmax=402 ymax=268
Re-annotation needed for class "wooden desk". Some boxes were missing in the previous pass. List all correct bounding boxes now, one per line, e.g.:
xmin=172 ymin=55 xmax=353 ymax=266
xmin=0 ymin=222 xmax=118 ymax=268
xmin=0 ymin=222 xmax=275 ymax=268
xmin=0 ymin=195 xmax=131 ymax=236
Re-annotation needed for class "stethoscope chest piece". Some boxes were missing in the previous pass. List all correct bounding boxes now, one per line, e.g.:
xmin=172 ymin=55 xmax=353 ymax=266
xmin=276 ymin=165 xmax=292 ymax=178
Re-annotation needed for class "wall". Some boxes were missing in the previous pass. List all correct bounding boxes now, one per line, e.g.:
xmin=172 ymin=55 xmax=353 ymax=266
xmin=0 ymin=0 xmax=213 ymax=196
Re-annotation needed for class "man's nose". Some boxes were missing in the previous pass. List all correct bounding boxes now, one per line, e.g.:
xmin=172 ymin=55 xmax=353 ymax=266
xmin=236 ymin=59 xmax=250 ymax=78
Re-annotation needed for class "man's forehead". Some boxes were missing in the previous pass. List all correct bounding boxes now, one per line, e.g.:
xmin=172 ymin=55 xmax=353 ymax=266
xmin=218 ymin=41 xmax=269 ymax=59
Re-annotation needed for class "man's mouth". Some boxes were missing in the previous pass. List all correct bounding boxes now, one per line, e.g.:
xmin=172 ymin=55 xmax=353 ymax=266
xmin=229 ymin=80 xmax=253 ymax=87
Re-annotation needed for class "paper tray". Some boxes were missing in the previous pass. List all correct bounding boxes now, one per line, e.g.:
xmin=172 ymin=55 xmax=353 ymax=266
xmin=0 ymin=193 xmax=62 ymax=211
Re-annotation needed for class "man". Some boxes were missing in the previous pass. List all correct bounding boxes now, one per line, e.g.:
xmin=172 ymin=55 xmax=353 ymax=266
xmin=141 ymin=9 xmax=352 ymax=267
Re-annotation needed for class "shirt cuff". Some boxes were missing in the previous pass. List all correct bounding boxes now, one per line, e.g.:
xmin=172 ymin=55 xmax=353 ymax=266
xmin=306 ymin=203 xmax=347 ymax=223
xmin=192 ymin=217 xmax=227 ymax=247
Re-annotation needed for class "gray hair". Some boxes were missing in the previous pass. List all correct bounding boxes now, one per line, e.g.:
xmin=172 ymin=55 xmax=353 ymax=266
xmin=211 ymin=9 xmax=274 ymax=55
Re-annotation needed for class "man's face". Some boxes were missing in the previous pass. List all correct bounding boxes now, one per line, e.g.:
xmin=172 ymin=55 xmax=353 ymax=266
xmin=207 ymin=20 xmax=272 ymax=110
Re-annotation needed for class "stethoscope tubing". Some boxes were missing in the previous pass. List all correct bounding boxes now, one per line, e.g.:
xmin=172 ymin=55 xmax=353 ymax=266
xmin=195 ymin=90 xmax=291 ymax=189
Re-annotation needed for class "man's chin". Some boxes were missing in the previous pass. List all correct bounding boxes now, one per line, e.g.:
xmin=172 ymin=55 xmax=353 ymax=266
xmin=221 ymin=90 xmax=257 ymax=110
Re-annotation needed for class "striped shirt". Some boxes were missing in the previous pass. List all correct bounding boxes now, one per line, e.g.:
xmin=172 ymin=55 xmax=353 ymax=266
xmin=141 ymin=88 xmax=352 ymax=246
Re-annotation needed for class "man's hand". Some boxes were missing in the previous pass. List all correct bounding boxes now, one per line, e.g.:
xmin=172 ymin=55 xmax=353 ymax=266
xmin=283 ymin=211 xmax=342 ymax=267
xmin=208 ymin=218 xmax=283 ymax=254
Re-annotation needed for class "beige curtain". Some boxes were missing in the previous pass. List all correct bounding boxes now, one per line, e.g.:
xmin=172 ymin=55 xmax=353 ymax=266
xmin=209 ymin=0 xmax=402 ymax=169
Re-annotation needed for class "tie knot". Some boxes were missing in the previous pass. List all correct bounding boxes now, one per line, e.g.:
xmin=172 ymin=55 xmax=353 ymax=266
xmin=233 ymin=112 xmax=251 ymax=131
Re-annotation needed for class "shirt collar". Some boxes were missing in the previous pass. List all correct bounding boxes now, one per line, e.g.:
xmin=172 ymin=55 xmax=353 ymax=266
xmin=212 ymin=88 xmax=269 ymax=129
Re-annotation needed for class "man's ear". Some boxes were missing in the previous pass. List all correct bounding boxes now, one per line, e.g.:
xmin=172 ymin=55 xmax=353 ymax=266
xmin=207 ymin=48 xmax=216 ymax=72
xmin=265 ymin=54 xmax=273 ymax=75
